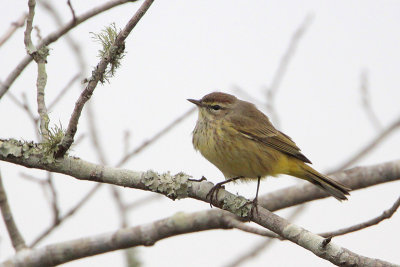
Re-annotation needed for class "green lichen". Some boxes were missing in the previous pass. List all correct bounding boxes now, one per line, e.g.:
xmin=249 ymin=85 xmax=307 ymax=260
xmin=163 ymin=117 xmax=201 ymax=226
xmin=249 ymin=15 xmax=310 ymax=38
xmin=41 ymin=124 xmax=65 ymax=162
xmin=0 ymin=138 xmax=61 ymax=164
xmin=0 ymin=139 xmax=22 ymax=157
xmin=0 ymin=139 xmax=39 ymax=159
xmin=222 ymin=194 xmax=252 ymax=218
xmin=91 ymin=23 xmax=126 ymax=84
xmin=142 ymin=171 xmax=190 ymax=200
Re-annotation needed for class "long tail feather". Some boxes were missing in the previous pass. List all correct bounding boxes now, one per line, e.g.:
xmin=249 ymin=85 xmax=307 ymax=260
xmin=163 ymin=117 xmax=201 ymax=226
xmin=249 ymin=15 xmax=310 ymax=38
xmin=290 ymin=163 xmax=351 ymax=201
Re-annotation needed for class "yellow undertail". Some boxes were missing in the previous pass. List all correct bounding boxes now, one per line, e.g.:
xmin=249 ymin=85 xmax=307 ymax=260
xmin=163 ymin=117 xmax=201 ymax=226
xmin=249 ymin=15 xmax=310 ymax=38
xmin=287 ymin=160 xmax=351 ymax=201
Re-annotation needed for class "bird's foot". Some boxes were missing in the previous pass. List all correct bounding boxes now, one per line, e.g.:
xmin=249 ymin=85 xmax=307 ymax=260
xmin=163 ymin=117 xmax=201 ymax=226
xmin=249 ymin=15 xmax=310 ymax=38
xmin=206 ymin=183 xmax=225 ymax=208
xmin=250 ymin=196 xmax=259 ymax=217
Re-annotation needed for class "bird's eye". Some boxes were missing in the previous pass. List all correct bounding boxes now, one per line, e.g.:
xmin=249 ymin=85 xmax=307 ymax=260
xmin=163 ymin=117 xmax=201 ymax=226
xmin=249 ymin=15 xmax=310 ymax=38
xmin=211 ymin=105 xmax=221 ymax=110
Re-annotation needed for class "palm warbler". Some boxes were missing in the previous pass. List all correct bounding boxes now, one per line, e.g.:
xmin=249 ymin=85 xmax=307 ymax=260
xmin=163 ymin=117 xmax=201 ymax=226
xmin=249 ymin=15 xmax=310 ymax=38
xmin=188 ymin=92 xmax=350 ymax=206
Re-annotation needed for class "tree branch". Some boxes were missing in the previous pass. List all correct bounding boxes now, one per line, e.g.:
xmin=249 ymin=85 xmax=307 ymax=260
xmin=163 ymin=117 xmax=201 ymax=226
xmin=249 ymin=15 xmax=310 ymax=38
xmin=23 ymin=0 xmax=51 ymax=140
xmin=30 ymin=183 xmax=101 ymax=247
xmin=0 ymin=170 xmax=27 ymax=251
xmin=3 ymin=210 xmax=230 ymax=267
xmin=329 ymin=115 xmax=400 ymax=173
xmin=117 ymin=107 xmax=196 ymax=167
xmin=259 ymin=159 xmax=400 ymax=211
xmin=265 ymin=14 xmax=313 ymax=127
xmin=55 ymin=0 xmax=155 ymax=157
xmin=319 ymin=196 xmax=400 ymax=238
xmin=0 ymin=139 xmax=399 ymax=266
xmin=0 ymin=0 xmax=140 ymax=99
xmin=0 ymin=12 xmax=27 ymax=47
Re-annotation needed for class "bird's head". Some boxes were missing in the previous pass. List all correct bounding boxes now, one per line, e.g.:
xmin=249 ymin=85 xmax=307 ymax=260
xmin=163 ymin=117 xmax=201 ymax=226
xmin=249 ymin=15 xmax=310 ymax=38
xmin=187 ymin=92 xmax=237 ymax=121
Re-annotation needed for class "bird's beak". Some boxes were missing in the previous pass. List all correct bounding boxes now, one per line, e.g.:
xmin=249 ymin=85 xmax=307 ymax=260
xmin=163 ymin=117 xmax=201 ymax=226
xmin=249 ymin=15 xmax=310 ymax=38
xmin=187 ymin=99 xmax=202 ymax=107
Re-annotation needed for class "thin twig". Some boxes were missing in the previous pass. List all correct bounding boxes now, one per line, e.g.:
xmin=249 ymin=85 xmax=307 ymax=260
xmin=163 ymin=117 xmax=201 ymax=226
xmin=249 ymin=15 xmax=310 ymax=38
xmin=0 ymin=170 xmax=27 ymax=251
xmin=0 ymin=0 xmax=140 ymax=99
xmin=227 ymin=219 xmax=278 ymax=238
xmin=86 ymin=102 xmax=108 ymax=164
xmin=123 ymin=130 xmax=131 ymax=156
xmin=117 ymin=107 xmax=196 ymax=167
xmin=19 ymin=173 xmax=46 ymax=184
xmin=48 ymin=73 xmax=80 ymax=111
xmin=360 ymin=70 xmax=382 ymax=130
xmin=0 ymin=12 xmax=27 ymax=47
xmin=30 ymin=183 xmax=102 ymax=247
xmin=46 ymin=173 xmax=60 ymax=224
xmin=24 ymin=0 xmax=36 ymax=55
xmin=7 ymin=92 xmax=39 ymax=139
xmin=125 ymin=194 xmax=163 ymax=210
xmin=66 ymin=0 xmax=77 ymax=23
xmin=55 ymin=0 xmax=155 ymax=158
xmin=33 ymin=25 xmax=42 ymax=41
xmin=265 ymin=14 xmax=313 ymax=127
xmin=110 ymin=187 xmax=128 ymax=227
xmin=24 ymin=0 xmax=50 ymax=140
xmin=320 ymin=196 xmax=400 ymax=238
xmin=329 ymin=116 xmax=400 ymax=173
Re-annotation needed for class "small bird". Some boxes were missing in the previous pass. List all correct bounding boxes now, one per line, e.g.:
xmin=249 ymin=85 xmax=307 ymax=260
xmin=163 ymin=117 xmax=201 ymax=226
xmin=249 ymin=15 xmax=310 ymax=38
xmin=188 ymin=92 xmax=350 ymax=208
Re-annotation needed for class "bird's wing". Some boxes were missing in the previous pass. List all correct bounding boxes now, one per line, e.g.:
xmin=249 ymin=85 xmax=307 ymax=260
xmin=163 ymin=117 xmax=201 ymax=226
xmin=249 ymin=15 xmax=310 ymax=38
xmin=228 ymin=108 xmax=312 ymax=164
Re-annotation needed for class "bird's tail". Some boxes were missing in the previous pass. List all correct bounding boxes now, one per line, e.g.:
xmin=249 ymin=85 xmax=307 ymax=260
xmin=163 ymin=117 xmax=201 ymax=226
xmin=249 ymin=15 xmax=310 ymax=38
xmin=288 ymin=162 xmax=351 ymax=201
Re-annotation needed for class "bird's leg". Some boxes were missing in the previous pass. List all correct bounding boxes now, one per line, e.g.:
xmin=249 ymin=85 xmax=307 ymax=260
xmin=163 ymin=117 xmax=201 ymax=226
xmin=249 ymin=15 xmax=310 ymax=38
xmin=188 ymin=176 xmax=207 ymax=182
xmin=250 ymin=176 xmax=261 ymax=216
xmin=207 ymin=176 xmax=243 ymax=208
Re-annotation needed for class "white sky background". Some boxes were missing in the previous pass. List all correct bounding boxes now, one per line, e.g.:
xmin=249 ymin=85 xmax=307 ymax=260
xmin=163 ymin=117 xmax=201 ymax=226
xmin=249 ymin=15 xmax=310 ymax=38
xmin=1 ymin=1 xmax=400 ymax=266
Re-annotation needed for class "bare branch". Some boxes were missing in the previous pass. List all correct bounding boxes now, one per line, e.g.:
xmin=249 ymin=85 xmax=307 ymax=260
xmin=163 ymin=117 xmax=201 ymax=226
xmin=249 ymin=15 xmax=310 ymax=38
xmin=125 ymin=194 xmax=163 ymax=211
xmin=24 ymin=0 xmax=36 ymax=55
xmin=23 ymin=0 xmax=51 ymax=140
xmin=0 ymin=170 xmax=27 ymax=251
xmin=47 ymin=73 xmax=80 ymax=111
xmin=5 ymin=210 xmax=230 ymax=267
xmin=117 ymin=107 xmax=196 ymax=167
xmin=123 ymin=130 xmax=131 ymax=156
xmin=46 ymin=173 xmax=60 ymax=224
xmin=35 ymin=55 xmax=50 ymax=140
xmin=30 ymin=183 xmax=102 ymax=247
xmin=0 ymin=12 xmax=27 ymax=47
xmin=226 ymin=218 xmax=278 ymax=238
xmin=0 ymin=0 xmax=140 ymax=99
xmin=259 ymin=159 xmax=400 ymax=211
xmin=329 ymin=116 xmax=400 ymax=173
xmin=1 ymin=140 xmax=399 ymax=266
xmin=33 ymin=25 xmax=42 ymax=41
xmin=360 ymin=70 xmax=382 ymax=129
xmin=55 ymin=0 xmax=155 ymax=158
xmin=66 ymin=0 xmax=77 ymax=23
xmin=265 ymin=14 xmax=313 ymax=127
xmin=320 ymin=196 xmax=400 ymax=238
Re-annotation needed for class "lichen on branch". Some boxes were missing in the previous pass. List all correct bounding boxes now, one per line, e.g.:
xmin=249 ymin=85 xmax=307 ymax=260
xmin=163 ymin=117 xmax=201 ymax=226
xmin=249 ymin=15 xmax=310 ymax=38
xmin=90 ymin=23 xmax=126 ymax=84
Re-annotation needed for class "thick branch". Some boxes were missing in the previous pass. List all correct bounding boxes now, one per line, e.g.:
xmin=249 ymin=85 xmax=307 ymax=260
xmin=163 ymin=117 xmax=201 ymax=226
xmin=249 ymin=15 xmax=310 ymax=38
xmin=0 ymin=139 xmax=399 ymax=266
xmin=3 ymin=210 xmax=229 ymax=267
xmin=55 ymin=0 xmax=154 ymax=157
